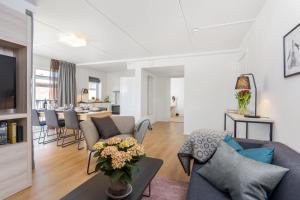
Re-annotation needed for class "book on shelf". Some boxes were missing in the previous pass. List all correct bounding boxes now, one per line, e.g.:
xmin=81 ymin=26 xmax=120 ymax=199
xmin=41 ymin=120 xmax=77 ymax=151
xmin=17 ymin=125 xmax=23 ymax=142
xmin=0 ymin=121 xmax=7 ymax=145
xmin=8 ymin=122 xmax=17 ymax=144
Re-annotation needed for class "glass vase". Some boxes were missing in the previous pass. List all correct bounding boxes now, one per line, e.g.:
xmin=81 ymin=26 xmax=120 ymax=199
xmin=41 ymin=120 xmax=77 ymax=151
xmin=106 ymin=179 xmax=132 ymax=199
xmin=238 ymin=101 xmax=248 ymax=115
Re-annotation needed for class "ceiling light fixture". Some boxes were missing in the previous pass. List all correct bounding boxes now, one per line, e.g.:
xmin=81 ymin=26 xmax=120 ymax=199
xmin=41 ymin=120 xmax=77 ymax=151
xmin=193 ymin=27 xmax=199 ymax=32
xmin=59 ymin=33 xmax=87 ymax=47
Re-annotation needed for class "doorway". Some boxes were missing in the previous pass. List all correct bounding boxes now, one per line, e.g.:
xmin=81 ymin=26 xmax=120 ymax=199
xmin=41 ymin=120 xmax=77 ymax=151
xmin=170 ymin=77 xmax=184 ymax=123
xmin=142 ymin=65 xmax=184 ymax=124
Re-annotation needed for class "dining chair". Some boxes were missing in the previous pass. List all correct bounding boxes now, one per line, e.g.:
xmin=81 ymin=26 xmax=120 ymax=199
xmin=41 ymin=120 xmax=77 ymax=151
xmin=31 ymin=109 xmax=46 ymax=144
xmin=44 ymin=110 xmax=65 ymax=145
xmin=63 ymin=110 xmax=83 ymax=149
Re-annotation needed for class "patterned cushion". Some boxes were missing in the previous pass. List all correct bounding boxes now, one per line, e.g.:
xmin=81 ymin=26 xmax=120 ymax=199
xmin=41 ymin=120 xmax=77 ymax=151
xmin=179 ymin=129 xmax=226 ymax=163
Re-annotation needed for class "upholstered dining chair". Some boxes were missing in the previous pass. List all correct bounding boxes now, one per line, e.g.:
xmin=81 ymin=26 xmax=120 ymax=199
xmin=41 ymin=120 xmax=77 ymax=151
xmin=63 ymin=110 xmax=84 ymax=150
xmin=80 ymin=116 xmax=152 ymax=175
xmin=44 ymin=110 xmax=65 ymax=145
xmin=32 ymin=109 xmax=46 ymax=144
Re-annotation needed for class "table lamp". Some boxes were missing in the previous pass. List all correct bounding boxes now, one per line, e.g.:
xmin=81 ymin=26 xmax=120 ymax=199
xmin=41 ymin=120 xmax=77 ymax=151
xmin=80 ymin=88 xmax=89 ymax=103
xmin=235 ymin=73 xmax=260 ymax=118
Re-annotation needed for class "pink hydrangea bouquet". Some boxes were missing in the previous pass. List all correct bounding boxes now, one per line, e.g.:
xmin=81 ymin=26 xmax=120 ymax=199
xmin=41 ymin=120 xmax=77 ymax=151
xmin=93 ymin=137 xmax=145 ymax=197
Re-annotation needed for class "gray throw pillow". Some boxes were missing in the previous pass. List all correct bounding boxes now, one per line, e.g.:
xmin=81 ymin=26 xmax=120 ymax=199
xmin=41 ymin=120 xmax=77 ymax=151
xmin=197 ymin=141 xmax=289 ymax=200
xmin=92 ymin=117 xmax=121 ymax=139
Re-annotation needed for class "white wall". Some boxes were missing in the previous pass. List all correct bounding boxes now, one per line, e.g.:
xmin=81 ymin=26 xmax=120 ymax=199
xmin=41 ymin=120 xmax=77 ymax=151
xmin=120 ymin=77 xmax=138 ymax=117
xmin=106 ymin=70 xmax=134 ymax=103
xmin=171 ymin=78 xmax=184 ymax=116
xmin=184 ymin=54 xmax=238 ymax=133
xmin=33 ymin=54 xmax=51 ymax=70
xmin=240 ymin=0 xmax=300 ymax=152
xmin=128 ymin=52 xmax=239 ymax=132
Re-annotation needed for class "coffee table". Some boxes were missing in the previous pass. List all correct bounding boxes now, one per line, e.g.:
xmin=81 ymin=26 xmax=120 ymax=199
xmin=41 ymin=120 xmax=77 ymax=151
xmin=61 ymin=157 xmax=163 ymax=200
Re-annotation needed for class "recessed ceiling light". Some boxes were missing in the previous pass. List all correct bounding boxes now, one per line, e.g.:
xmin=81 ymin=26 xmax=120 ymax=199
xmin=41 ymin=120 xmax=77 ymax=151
xmin=193 ymin=28 xmax=199 ymax=32
xmin=59 ymin=33 xmax=87 ymax=47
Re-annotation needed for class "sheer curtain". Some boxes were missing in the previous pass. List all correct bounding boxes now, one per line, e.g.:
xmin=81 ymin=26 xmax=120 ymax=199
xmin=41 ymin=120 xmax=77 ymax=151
xmin=58 ymin=61 xmax=76 ymax=107
xmin=49 ymin=59 xmax=59 ymax=101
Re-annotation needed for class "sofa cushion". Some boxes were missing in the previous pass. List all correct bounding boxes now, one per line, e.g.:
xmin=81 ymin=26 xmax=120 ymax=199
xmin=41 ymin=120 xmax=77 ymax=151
xmin=224 ymin=135 xmax=244 ymax=151
xmin=187 ymin=160 xmax=230 ymax=200
xmin=197 ymin=141 xmax=289 ymax=200
xmin=111 ymin=116 xmax=135 ymax=135
xmin=227 ymin=137 xmax=274 ymax=163
xmin=92 ymin=117 xmax=121 ymax=139
xmin=239 ymin=147 xmax=274 ymax=164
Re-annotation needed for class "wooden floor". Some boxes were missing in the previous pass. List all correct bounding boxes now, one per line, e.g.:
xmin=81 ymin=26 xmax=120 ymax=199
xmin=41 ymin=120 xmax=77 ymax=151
xmin=170 ymin=116 xmax=184 ymax=123
xmin=7 ymin=122 xmax=189 ymax=200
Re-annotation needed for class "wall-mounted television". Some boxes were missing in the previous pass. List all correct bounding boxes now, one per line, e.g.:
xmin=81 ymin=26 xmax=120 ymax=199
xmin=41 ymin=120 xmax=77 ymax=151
xmin=0 ymin=54 xmax=16 ymax=110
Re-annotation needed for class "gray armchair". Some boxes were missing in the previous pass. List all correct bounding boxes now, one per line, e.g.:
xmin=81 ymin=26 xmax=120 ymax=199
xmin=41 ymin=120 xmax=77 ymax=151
xmin=80 ymin=116 xmax=152 ymax=175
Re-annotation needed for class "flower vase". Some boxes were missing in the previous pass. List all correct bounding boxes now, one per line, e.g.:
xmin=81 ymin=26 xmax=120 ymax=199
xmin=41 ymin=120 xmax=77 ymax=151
xmin=106 ymin=179 xmax=132 ymax=199
xmin=238 ymin=101 xmax=248 ymax=115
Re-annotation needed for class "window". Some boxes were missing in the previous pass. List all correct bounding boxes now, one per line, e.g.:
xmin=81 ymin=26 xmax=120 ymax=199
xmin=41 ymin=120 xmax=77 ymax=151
xmin=88 ymin=76 xmax=101 ymax=100
xmin=35 ymin=69 xmax=50 ymax=100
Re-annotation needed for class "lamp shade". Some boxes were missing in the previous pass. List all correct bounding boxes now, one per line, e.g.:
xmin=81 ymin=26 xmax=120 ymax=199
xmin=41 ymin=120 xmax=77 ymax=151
xmin=235 ymin=75 xmax=251 ymax=90
xmin=81 ymin=88 xmax=89 ymax=94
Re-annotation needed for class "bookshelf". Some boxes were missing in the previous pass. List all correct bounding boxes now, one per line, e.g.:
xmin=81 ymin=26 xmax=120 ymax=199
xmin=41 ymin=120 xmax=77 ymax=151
xmin=0 ymin=3 xmax=32 ymax=199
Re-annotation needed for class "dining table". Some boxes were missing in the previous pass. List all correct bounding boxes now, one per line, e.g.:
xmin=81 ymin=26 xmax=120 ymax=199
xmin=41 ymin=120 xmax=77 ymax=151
xmin=38 ymin=110 xmax=112 ymax=121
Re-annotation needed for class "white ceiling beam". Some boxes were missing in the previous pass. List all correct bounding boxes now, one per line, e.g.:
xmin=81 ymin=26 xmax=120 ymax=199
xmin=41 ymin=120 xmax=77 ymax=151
xmin=77 ymin=48 xmax=241 ymax=66
xmin=194 ymin=19 xmax=256 ymax=31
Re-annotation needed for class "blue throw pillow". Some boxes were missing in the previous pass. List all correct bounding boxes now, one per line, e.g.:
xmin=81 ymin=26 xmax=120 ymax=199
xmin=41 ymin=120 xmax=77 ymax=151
xmin=239 ymin=147 xmax=274 ymax=164
xmin=224 ymin=135 xmax=244 ymax=151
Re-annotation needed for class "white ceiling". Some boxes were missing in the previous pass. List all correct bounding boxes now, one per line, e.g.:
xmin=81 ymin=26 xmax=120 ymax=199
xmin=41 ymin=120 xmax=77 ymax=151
xmin=32 ymin=0 xmax=266 ymax=65
xmin=145 ymin=66 xmax=184 ymax=78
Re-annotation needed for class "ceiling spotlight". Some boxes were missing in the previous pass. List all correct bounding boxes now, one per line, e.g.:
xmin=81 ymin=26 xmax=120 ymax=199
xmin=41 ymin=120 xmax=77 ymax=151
xmin=59 ymin=33 xmax=87 ymax=47
xmin=193 ymin=28 xmax=199 ymax=32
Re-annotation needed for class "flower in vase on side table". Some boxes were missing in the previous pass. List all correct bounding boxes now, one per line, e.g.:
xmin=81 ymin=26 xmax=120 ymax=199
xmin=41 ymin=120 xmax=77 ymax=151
xmin=235 ymin=90 xmax=251 ymax=115
xmin=93 ymin=137 xmax=145 ymax=199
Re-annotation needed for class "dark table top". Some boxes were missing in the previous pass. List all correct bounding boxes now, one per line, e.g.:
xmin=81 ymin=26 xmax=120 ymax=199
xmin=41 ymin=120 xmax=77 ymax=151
xmin=61 ymin=157 xmax=163 ymax=200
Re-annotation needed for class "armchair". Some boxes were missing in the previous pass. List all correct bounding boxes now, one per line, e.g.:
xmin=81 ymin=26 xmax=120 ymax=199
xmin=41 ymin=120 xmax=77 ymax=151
xmin=80 ymin=116 xmax=152 ymax=174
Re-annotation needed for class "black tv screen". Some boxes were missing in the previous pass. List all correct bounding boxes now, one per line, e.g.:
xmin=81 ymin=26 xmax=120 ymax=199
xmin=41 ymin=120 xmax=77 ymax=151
xmin=0 ymin=54 xmax=16 ymax=110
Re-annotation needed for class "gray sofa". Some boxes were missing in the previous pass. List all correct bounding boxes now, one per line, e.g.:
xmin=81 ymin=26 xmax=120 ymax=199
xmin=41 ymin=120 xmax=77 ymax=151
xmin=187 ymin=139 xmax=300 ymax=200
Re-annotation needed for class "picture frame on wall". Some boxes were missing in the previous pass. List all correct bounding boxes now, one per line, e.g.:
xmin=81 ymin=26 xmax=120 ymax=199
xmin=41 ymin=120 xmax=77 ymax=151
xmin=284 ymin=23 xmax=300 ymax=78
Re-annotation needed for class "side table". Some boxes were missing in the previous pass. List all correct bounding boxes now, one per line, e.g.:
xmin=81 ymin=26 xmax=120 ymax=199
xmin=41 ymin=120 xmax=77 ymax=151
xmin=224 ymin=112 xmax=274 ymax=141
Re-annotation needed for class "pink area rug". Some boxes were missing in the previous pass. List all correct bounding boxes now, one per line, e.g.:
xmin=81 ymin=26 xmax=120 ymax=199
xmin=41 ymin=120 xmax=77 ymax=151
xmin=142 ymin=176 xmax=188 ymax=200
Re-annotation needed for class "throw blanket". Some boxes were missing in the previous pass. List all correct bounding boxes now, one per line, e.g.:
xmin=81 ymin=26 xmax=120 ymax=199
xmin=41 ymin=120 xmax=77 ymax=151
xmin=178 ymin=129 xmax=230 ymax=175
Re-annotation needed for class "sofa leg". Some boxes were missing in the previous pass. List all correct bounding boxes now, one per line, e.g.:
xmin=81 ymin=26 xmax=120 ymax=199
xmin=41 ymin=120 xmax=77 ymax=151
xmin=87 ymin=151 xmax=96 ymax=175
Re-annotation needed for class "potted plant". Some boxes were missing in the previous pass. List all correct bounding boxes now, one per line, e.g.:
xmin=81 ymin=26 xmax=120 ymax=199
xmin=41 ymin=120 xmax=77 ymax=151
xmin=235 ymin=90 xmax=251 ymax=115
xmin=93 ymin=137 xmax=145 ymax=199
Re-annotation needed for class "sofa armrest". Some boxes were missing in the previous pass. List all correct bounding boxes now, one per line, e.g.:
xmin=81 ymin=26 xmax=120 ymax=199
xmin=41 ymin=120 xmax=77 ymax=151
xmin=135 ymin=119 xmax=152 ymax=144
